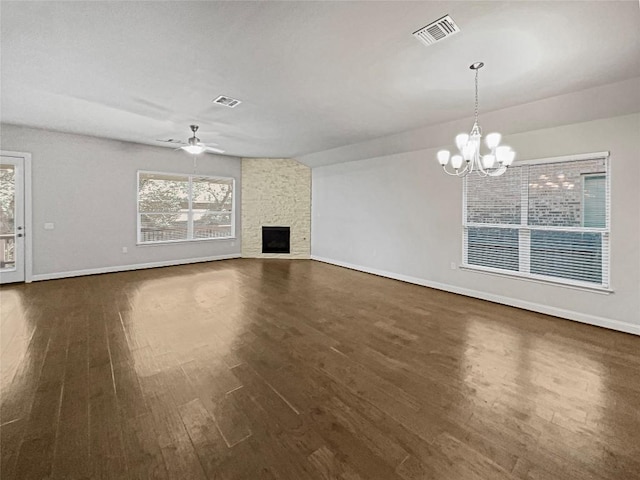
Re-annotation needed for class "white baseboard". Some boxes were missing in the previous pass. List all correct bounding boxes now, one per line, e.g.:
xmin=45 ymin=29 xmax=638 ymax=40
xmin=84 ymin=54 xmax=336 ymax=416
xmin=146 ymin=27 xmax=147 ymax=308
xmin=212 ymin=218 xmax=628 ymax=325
xmin=31 ymin=253 xmax=242 ymax=282
xmin=311 ymin=255 xmax=640 ymax=336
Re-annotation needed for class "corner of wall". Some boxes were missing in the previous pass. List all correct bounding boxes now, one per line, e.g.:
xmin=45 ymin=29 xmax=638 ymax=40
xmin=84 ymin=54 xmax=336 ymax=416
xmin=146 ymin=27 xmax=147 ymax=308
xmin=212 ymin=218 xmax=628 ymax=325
xmin=241 ymin=158 xmax=311 ymax=259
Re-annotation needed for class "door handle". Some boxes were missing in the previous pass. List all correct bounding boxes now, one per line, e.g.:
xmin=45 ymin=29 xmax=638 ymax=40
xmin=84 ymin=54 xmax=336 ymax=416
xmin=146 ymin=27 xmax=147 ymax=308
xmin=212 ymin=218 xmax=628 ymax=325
xmin=17 ymin=233 xmax=23 ymax=238
xmin=17 ymin=226 xmax=23 ymax=230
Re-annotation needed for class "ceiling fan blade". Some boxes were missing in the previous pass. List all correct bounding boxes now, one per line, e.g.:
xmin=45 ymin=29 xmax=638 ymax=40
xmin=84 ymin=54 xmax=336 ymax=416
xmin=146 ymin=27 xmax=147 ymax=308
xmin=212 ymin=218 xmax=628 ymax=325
xmin=157 ymin=139 xmax=186 ymax=145
xmin=204 ymin=146 xmax=225 ymax=154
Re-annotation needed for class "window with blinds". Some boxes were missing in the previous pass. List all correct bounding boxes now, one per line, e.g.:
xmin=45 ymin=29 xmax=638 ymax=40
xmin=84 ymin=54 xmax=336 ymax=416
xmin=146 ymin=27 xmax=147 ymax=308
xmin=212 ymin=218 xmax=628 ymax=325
xmin=137 ymin=171 xmax=235 ymax=244
xmin=463 ymin=153 xmax=609 ymax=289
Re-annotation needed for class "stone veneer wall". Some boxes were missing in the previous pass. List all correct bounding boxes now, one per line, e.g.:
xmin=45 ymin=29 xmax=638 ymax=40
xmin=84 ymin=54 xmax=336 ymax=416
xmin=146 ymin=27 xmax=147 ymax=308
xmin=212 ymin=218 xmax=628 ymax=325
xmin=241 ymin=158 xmax=311 ymax=258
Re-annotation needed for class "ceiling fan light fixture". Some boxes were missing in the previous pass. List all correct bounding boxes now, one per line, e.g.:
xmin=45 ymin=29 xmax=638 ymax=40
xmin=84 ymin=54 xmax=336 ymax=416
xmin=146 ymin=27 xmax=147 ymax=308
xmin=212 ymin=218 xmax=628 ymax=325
xmin=182 ymin=145 xmax=206 ymax=155
xmin=164 ymin=125 xmax=224 ymax=155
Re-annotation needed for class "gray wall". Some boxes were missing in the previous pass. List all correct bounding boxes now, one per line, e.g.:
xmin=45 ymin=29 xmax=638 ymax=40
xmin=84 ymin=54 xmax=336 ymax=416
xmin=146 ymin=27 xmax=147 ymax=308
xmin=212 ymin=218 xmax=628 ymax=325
xmin=1 ymin=124 xmax=241 ymax=278
xmin=311 ymin=113 xmax=640 ymax=334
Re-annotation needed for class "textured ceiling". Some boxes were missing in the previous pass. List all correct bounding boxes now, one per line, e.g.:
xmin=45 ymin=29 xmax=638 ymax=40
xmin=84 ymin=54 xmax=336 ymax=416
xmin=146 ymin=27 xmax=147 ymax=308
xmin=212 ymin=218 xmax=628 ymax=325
xmin=2 ymin=1 xmax=639 ymax=159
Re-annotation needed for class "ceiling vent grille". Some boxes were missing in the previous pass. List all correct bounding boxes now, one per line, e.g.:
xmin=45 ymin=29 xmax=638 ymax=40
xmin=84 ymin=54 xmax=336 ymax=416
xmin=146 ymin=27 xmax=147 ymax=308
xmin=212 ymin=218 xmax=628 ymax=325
xmin=213 ymin=95 xmax=242 ymax=108
xmin=413 ymin=15 xmax=460 ymax=46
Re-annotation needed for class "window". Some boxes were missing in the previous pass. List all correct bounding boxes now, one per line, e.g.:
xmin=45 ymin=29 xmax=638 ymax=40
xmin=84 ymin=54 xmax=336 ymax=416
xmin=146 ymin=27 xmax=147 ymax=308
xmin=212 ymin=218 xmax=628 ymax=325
xmin=463 ymin=153 xmax=609 ymax=289
xmin=137 ymin=171 xmax=234 ymax=244
xmin=583 ymin=174 xmax=606 ymax=228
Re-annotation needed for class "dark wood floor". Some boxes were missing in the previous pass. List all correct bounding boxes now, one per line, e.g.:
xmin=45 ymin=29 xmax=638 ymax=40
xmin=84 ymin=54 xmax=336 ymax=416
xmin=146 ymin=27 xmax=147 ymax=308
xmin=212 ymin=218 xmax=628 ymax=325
xmin=1 ymin=259 xmax=639 ymax=480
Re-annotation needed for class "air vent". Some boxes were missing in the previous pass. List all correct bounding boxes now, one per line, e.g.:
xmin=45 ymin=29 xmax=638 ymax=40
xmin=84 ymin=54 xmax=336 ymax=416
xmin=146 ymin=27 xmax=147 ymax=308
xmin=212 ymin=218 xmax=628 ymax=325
xmin=213 ymin=95 xmax=242 ymax=108
xmin=413 ymin=15 xmax=460 ymax=46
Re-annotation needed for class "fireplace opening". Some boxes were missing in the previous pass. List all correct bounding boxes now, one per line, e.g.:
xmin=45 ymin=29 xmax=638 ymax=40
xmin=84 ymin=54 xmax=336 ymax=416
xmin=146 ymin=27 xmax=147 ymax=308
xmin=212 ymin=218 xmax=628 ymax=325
xmin=262 ymin=226 xmax=290 ymax=254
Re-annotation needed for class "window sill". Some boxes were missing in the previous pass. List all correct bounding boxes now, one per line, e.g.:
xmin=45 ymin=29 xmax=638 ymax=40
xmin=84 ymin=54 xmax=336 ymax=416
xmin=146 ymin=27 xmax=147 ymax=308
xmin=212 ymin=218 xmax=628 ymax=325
xmin=460 ymin=264 xmax=613 ymax=294
xmin=137 ymin=237 xmax=236 ymax=247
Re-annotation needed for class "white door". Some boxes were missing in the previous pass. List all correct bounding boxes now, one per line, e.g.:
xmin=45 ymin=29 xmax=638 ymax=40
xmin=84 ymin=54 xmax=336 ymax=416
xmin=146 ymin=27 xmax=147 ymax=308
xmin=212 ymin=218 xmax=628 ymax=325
xmin=0 ymin=156 xmax=25 ymax=283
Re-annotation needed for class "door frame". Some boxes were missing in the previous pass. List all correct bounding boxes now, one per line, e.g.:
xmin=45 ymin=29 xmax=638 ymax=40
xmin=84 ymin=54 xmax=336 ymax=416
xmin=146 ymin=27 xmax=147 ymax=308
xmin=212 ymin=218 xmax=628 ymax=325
xmin=1 ymin=150 xmax=32 ymax=283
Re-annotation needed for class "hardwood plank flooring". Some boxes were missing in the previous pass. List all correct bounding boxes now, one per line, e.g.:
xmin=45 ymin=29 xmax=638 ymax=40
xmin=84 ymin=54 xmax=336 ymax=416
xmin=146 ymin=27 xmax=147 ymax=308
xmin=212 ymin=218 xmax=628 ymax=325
xmin=1 ymin=258 xmax=639 ymax=479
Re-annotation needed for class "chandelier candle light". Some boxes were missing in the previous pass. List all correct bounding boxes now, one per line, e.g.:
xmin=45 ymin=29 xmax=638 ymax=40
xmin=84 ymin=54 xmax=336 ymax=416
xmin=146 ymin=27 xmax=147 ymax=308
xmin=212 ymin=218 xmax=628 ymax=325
xmin=437 ymin=62 xmax=515 ymax=177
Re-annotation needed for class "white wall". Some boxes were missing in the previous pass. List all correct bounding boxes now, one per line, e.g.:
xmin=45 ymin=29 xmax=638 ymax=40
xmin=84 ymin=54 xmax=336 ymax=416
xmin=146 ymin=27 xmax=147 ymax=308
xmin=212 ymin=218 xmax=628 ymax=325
xmin=311 ymin=113 xmax=640 ymax=335
xmin=1 ymin=124 xmax=242 ymax=279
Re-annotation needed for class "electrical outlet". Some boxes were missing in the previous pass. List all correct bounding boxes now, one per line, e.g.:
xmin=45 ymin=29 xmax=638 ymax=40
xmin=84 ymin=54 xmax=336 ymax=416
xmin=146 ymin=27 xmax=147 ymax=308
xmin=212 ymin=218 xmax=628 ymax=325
xmin=122 ymin=247 xmax=128 ymax=254
xmin=44 ymin=223 xmax=54 ymax=230
xmin=450 ymin=262 xmax=457 ymax=270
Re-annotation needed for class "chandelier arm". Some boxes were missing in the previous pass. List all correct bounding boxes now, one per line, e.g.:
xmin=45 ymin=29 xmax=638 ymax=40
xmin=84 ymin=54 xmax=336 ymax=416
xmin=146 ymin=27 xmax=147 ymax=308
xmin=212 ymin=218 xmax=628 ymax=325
xmin=450 ymin=167 xmax=471 ymax=178
xmin=441 ymin=168 xmax=461 ymax=177
xmin=486 ymin=166 xmax=508 ymax=177
xmin=476 ymin=154 xmax=488 ymax=175
xmin=471 ymin=156 xmax=488 ymax=177
xmin=479 ymin=163 xmax=503 ymax=177
xmin=441 ymin=163 xmax=470 ymax=177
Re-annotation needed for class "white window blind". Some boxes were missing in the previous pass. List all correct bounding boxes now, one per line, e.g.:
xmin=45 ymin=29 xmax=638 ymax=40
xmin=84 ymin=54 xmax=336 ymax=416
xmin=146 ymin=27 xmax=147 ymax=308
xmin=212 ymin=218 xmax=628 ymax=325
xmin=463 ymin=153 xmax=609 ymax=289
xmin=137 ymin=171 xmax=234 ymax=244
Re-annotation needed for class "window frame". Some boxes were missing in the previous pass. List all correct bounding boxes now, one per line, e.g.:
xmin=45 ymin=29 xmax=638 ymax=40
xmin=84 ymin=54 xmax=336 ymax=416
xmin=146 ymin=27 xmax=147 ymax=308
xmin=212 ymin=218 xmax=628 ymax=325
xmin=136 ymin=170 xmax=236 ymax=246
xmin=461 ymin=151 xmax=611 ymax=293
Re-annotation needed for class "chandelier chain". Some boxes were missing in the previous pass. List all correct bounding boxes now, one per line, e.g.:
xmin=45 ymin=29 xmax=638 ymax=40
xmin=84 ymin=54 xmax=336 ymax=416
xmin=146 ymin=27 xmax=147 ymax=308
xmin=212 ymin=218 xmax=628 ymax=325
xmin=474 ymin=68 xmax=479 ymax=125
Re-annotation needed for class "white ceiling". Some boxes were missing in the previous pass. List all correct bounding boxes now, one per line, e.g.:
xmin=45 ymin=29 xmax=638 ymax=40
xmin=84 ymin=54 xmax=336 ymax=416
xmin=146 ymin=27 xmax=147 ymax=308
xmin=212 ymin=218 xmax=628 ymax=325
xmin=2 ymin=1 xmax=639 ymax=160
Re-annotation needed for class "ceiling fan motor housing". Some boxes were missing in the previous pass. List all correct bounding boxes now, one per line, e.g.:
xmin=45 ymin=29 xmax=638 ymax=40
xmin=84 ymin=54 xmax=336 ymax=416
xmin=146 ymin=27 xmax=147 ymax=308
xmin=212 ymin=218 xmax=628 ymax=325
xmin=188 ymin=124 xmax=200 ymax=145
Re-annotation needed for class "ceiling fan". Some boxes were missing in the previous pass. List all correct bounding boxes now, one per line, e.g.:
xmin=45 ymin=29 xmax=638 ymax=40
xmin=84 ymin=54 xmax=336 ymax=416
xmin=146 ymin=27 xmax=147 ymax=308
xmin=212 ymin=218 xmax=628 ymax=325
xmin=157 ymin=125 xmax=225 ymax=155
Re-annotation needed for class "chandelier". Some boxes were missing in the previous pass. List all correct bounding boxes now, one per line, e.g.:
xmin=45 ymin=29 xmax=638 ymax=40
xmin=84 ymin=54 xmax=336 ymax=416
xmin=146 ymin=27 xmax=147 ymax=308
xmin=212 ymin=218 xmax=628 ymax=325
xmin=437 ymin=62 xmax=515 ymax=177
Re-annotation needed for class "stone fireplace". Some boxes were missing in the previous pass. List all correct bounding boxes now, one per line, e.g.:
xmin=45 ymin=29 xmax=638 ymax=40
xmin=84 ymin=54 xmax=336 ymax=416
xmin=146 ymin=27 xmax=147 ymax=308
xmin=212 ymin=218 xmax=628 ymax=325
xmin=241 ymin=158 xmax=311 ymax=259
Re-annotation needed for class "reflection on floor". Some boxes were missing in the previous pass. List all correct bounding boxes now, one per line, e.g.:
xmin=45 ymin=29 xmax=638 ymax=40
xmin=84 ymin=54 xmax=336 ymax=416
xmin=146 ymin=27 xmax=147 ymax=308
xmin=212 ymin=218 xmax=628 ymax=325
xmin=1 ymin=258 xmax=638 ymax=479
